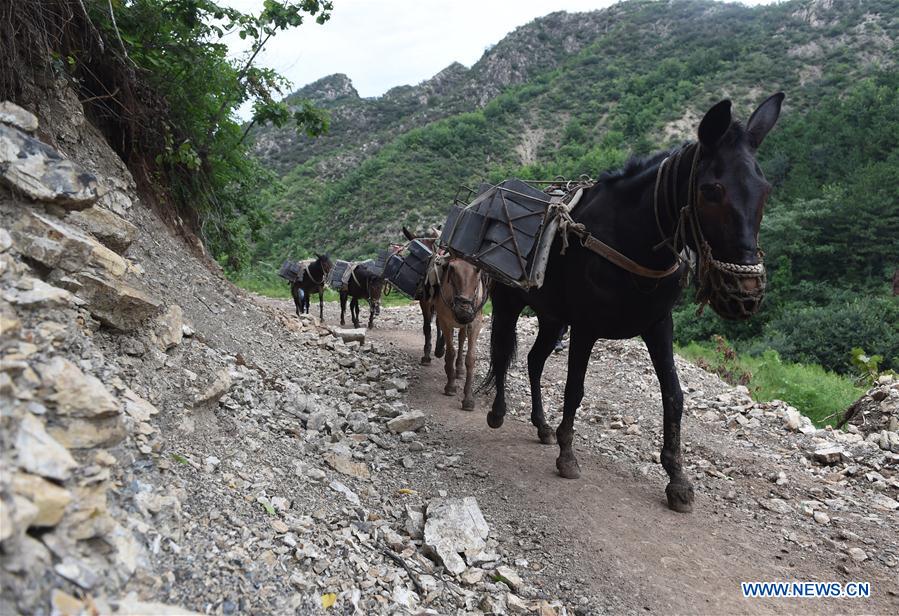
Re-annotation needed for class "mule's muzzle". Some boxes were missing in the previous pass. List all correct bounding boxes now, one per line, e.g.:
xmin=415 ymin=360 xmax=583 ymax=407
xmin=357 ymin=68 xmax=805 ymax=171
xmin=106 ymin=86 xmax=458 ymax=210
xmin=452 ymin=298 xmax=477 ymax=325
xmin=700 ymin=258 xmax=767 ymax=321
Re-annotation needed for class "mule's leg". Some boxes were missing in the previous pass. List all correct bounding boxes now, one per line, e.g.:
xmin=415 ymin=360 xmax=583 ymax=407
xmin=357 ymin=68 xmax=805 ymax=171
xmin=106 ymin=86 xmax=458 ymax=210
xmin=440 ymin=320 xmax=457 ymax=396
xmin=642 ymin=315 xmax=694 ymax=513
xmin=421 ymin=303 xmax=433 ymax=365
xmin=461 ymin=320 xmax=482 ymax=411
xmin=528 ymin=316 xmax=563 ymax=444
xmin=454 ymin=327 xmax=466 ymax=378
xmin=292 ymin=284 xmax=301 ymax=317
xmin=555 ymin=328 xmax=595 ymax=479
xmin=367 ymin=299 xmax=375 ymax=328
xmin=486 ymin=289 xmax=524 ymax=429
xmin=319 ymin=290 xmax=325 ymax=321
xmin=339 ymin=292 xmax=347 ymax=326
xmin=351 ymin=298 xmax=360 ymax=328
xmin=435 ymin=321 xmax=445 ymax=358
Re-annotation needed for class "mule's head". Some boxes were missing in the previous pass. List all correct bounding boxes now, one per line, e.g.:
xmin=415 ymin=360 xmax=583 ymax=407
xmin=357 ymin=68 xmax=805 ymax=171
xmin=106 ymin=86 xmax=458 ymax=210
xmin=691 ymin=93 xmax=784 ymax=319
xmin=316 ymin=253 xmax=334 ymax=273
xmin=442 ymin=259 xmax=484 ymax=325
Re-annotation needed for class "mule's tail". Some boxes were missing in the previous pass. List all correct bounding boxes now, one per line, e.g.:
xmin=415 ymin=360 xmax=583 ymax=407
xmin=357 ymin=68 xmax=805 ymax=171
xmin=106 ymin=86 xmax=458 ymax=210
xmin=478 ymin=311 xmax=517 ymax=393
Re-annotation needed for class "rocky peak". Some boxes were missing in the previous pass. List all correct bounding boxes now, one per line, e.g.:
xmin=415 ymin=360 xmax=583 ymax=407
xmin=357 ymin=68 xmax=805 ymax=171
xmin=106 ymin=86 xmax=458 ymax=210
xmin=289 ymin=73 xmax=359 ymax=104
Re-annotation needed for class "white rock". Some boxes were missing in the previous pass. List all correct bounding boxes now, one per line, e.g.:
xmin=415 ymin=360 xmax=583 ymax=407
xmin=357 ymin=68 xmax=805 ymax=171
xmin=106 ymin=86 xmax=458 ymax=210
xmin=847 ymin=547 xmax=867 ymax=562
xmin=334 ymin=328 xmax=366 ymax=343
xmin=423 ymin=497 xmax=489 ymax=575
xmin=15 ymin=414 xmax=78 ymax=481
xmin=329 ymin=480 xmax=360 ymax=506
xmin=0 ymin=101 xmax=39 ymax=131
xmin=812 ymin=445 xmax=846 ymax=465
xmin=36 ymin=356 xmax=119 ymax=417
xmin=387 ymin=410 xmax=426 ymax=433
xmin=783 ymin=409 xmax=802 ymax=431
xmin=0 ymin=124 xmax=100 ymax=206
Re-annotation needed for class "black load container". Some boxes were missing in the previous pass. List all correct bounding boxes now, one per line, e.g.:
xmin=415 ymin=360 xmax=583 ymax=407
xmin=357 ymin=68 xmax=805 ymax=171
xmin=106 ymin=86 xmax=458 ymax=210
xmin=278 ymin=260 xmax=302 ymax=282
xmin=328 ymin=260 xmax=352 ymax=290
xmin=370 ymin=249 xmax=390 ymax=277
xmin=384 ymin=240 xmax=432 ymax=299
xmin=440 ymin=179 xmax=562 ymax=289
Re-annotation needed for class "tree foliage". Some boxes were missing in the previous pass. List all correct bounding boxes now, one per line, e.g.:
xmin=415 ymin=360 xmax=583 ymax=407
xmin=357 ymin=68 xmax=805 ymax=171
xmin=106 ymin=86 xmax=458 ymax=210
xmin=6 ymin=0 xmax=333 ymax=271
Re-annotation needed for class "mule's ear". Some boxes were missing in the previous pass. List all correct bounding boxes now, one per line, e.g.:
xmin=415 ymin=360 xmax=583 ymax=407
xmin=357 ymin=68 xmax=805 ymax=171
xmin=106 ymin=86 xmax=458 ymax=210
xmin=746 ymin=92 xmax=785 ymax=149
xmin=402 ymin=226 xmax=415 ymax=241
xmin=698 ymin=99 xmax=732 ymax=149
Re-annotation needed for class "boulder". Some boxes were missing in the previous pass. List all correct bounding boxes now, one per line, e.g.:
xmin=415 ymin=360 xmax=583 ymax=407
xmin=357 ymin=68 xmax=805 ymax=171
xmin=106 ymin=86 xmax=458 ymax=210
xmin=36 ymin=356 xmax=119 ymax=417
xmin=334 ymin=328 xmax=366 ymax=344
xmin=48 ymin=415 xmax=126 ymax=449
xmin=0 ymin=101 xmax=39 ymax=132
xmin=15 ymin=414 xmax=78 ymax=481
xmin=423 ymin=497 xmax=490 ymax=575
xmin=12 ymin=211 xmax=127 ymax=276
xmin=154 ymin=304 xmax=184 ymax=350
xmin=194 ymin=369 xmax=232 ymax=407
xmin=0 ymin=123 xmax=100 ymax=207
xmin=11 ymin=473 xmax=72 ymax=527
xmin=67 ymin=206 xmax=137 ymax=254
xmin=73 ymin=271 xmax=162 ymax=330
xmin=387 ymin=410 xmax=426 ymax=433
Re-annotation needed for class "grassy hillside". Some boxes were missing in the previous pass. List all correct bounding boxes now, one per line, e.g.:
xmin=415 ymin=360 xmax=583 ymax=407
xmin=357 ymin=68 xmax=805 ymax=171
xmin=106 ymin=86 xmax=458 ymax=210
xmin=247 ymin=0 xmax=898 ymax=374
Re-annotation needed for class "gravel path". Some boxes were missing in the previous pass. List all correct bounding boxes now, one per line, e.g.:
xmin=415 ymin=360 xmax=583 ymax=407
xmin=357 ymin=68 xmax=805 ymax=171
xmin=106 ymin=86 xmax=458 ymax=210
xmin=367 ymin=304 xmax=899 ymax=614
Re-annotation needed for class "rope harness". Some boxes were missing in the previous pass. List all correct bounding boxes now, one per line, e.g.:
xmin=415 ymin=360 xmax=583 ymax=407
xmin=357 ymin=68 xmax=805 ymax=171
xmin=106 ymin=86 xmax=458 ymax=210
xmin=551 ymin=181 xmax=682 ymax=279
xmin=302 ymin=260 xmax=327 ymax=286
xmin=547 ymin=142 xmax=766 ymax=319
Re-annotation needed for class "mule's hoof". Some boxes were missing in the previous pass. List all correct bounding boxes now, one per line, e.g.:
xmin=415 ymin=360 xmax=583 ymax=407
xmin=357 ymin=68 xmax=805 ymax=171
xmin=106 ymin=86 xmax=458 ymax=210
xmin=420 ymin=357 xmax=431 ymax=365
xmin=444 ymin=386 xmax=457 ymax=396
xmin=486 ymin=411 xmax=504 ymax=429
xmin=462 ymin=399 xmax=475 ymax=412
xmin=537 ymin=425 xmax=556 ymax=445
xmin=665 ymin=481 xmax=695 ymax=513
xmin=556 ymin=454 xmax=581 ymax=479
xmin=435 ymin=349 xmax=445 ymax=359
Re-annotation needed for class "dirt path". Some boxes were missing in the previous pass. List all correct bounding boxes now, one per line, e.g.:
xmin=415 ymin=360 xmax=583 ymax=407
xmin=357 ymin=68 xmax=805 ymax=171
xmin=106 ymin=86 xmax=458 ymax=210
xmin=366 ymin=306 xmax=899 ymax=615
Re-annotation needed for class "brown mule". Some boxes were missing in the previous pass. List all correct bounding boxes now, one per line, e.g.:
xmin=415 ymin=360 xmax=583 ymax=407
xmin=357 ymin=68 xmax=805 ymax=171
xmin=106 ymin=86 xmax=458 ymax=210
xmin=434 ymin=257 xmax=487 ymax=411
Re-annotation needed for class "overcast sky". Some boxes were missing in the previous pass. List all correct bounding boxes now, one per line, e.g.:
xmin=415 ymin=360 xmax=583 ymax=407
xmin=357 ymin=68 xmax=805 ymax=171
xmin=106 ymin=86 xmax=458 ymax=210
xmin=225 ymin=0 xmax=782 ymax=118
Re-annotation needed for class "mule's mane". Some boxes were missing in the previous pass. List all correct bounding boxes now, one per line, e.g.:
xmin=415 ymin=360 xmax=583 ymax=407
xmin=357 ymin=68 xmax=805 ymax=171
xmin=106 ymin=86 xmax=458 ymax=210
xmin=597 ymin=122 xmax=748 ymax=185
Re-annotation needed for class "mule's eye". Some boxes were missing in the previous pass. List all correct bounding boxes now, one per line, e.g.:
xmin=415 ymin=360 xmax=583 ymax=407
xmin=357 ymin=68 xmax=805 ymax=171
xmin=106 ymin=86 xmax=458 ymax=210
xmin=700 ymin=183 xmax=724 ymax=202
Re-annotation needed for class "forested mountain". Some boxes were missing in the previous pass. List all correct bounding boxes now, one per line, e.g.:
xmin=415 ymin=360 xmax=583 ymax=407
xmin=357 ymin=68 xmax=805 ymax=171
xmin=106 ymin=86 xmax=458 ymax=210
xmin=247 ymin=0 xmax=898 ymax=373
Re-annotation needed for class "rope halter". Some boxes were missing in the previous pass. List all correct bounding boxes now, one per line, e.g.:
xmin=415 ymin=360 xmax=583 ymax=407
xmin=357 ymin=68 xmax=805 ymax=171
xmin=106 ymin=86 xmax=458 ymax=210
xmin=653 ymin=143 xmax=767 ymax=320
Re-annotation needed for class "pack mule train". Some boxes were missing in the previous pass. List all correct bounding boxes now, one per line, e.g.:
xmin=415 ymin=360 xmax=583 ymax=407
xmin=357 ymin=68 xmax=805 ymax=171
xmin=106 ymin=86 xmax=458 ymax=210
xmin=286 ymin=254 xmax=333 ymax=321
xmin=476 ymin=93 xmax=784 ymax=513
